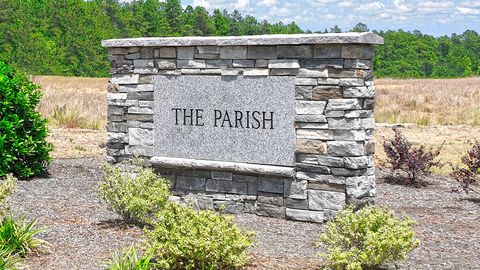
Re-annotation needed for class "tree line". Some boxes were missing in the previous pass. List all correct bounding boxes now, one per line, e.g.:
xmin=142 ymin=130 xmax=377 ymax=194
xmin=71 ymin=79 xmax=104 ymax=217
xmin=0 ymin=0 xmax=478 ymax=78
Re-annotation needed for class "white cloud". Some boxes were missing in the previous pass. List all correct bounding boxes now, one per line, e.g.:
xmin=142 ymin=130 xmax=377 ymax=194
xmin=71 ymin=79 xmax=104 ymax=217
xmin=417 ymin=1 xmax=454 ymax=13
xmin=457 ymin=6 xmax=480 ymax=14
xmin=461 ymin=1 xmax=480 ymax=7
xmin=393 ymin=0 xmax=412 ymax=13
xmin=234 ymin=0 xmax=250 ymax=10
xmin=325 ymin=13 xmax=337 ymax=19
xmin=337 ymin=0 xmax=354 ymax=8
xmin=354 ymin=2 xmax=385 ymax=13
xmin=193 ymin=0 xmax=212 ymax=9
xmin=258 ymin=0 xmax=276 ymax=7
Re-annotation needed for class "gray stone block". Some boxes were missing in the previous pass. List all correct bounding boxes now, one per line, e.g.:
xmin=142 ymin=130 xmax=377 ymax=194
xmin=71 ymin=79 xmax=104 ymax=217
xmin=127 ymin=145 xmax=153 ymax=156
xmin=284 ymin=198 xmax=309 ymax=209
xmin=110 ymin=74 xmax=139 ymax=85
xmin=232 ymin=60 xmax=255 ymax=67
xmin=177 ymin=47 xmax=195 ymax=59
xmin=156 ymin=59 xmax=176 ymax=69
xmin=296 ymin=172 xmax=346 ymax=184
xmin=277 ymin=45 xmax=313 ymax=58
xmin=314 ymin=45 xmax=342 ymax=58
xmin=297 ymin=68 xmax=328 ymax=78
xmin=214 ymin=200 xmax=244 ymax=214
xmin=334 ymin=130 xmax=366 ymax=141
xmin=326 ymin=99 xmax=361 ymax=111
xmin=141 ymin=48 xmax=154 ymax=59
xmin=157 ymin=47 xmax=176 ymax=58
xmin=331 ymin=168 xmax=367 ymax=177
xmin=318 ymin=78 xmax=340 ymax=85
xmin=342 ymin=45 xmax=374 ymax=59
xmin=211 ymin=171 xmax=233 ymax=180
xmin=257 ymin=203 xmax=286 ymax=219
xmin=247 ymin=46 xmax=277 ymax=59
xmin=220 ymin=46 xmax=247 ymax=59
xmin=268 ymin=59 xmax=300 ymax=69
xmin=206 ymin=60 xmax=232 ymax=68
xmin=296 ymin=129 xmax=334 ymax=140
xmin=308 ymin=190 xmax=345 ymax=211
xmin=269 ymin=68 xmax=299 ymax=76
xmin=129 ymin=128 xmax=153 ymax=146
xmin=176 ymin=176 xmax=206 ymax=191
xmin=296 ymin=101 xmax=327 ymax=115
xmin=344 ymin=156 xmax=371 ymax=169
xmin=295 ymin=78 xmax=317 ymax=86
xmin=125 ymin=53 xmax=141 ymax=60
xmin=206 ymin=179 xmax=248 ymax=194
xmin=297 ymin=154 xmax=344 ymax=167
xmin=343 ymin=86 xmax=375 ymax=98
xmin=294 ymin=163 xmax=330 ymax=174
xmin=345 ymin=59 xmax=372 ymax=69
xmin=257 ymin=193 xmax=284 ymax=206
xmin=294 ymin=114 xmax=327 ymax=123
xmin=299 ymin=59 xmax=343 ymax=69
xmin=327 ymin=118 xmax=362 ymax=130
xmin=286 ymin=209 xmax=324 ymax=223
xmin=255 ymin=59 xmax=269 ymax=68
xmin=258 ymin=177 xmax=285 ymax=194
xmin=284 ymin=180 xmax=308 ymax=199
xmin=177 ymin=59 xmax=206 ymax=69
xmin=344 ymin=110 xmax=373 ymax=118
xmin=133 ymin=59 xmax=154 ymax=68
xmin=109 ymin=48 xmax=128 ymax=55
xmin=339 ymin=78 xmax=365 ymax=87
xmin=243 ymin=68 xmax=269 ymax=76
xmin=108 ymin=132 xmax=128 ymax=144
xmin=327 ymin=141 xmax=365 ymax=157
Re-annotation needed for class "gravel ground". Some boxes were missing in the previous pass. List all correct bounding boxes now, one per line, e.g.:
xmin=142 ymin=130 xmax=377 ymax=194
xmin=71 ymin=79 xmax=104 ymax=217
xmin=10 ymin=158 xmax=480 ymax=270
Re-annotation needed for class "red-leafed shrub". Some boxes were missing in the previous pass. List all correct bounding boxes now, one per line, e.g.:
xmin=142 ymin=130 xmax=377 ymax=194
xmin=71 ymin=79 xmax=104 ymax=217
xmin=451 ymin=141 xmax=480 ymax=194
xmin=383 ymin=128 xmax=442 ymax=186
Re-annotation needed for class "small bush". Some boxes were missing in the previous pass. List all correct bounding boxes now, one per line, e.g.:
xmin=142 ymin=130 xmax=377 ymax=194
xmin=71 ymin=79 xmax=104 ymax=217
xmin=0 ymin=175 xmax=17 ymax=216
xmin=318 ymin=206 xmax=419 ymax=270
xmin=383 ymin=127 xmax=442 ymax=186
xmin=98 ymin=164 xmax=170 ymax=224
xmin=144 ymin=202 xmax=254 ymax=270
xmin=0 ymin=61 xmax=52 ymax=179
xmin=0 ymin=216 xmax=47 ymax=257
xmin=0 ymin=248 xmax=21 ymax=270
xmin=105 ymin=245 xmax=153 ymax=270
xmin=451 ymin=140 xmax=480 ymax=194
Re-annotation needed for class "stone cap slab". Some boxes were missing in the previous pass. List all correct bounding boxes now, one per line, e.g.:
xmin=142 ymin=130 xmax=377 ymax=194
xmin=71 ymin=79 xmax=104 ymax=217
xmin=151 ymin=156 xmax=295 ymax=178
xmin=102 ymin=32 xmax=384 ymax=47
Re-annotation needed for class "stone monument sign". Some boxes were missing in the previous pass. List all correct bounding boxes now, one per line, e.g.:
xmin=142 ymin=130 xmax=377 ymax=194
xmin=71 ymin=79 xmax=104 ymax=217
xmin=102 ymin=33 xmax=383 ymax=223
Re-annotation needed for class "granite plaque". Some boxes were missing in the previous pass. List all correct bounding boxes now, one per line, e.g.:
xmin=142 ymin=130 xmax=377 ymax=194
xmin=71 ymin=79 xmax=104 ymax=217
xmin=153 ymin=75 xmax=295 ymax=166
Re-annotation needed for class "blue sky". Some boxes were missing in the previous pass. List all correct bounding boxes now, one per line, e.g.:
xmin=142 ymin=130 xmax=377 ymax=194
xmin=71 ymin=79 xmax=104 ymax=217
xmin=180 ymin=0 xmax=480 ymax=36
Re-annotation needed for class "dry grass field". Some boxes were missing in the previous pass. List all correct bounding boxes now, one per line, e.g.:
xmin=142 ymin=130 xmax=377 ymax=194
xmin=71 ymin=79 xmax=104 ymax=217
xmin=33 ymin=76 xmax=108 ymax=130
xmin=34 ymin=76 xmax=480 ymax=174
xmin=376 ymin=78 xmax=480 ymax=126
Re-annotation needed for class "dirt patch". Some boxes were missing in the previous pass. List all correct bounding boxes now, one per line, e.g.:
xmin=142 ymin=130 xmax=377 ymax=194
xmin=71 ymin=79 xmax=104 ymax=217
xmin=10 ymin=158 xmax=480 ymax=270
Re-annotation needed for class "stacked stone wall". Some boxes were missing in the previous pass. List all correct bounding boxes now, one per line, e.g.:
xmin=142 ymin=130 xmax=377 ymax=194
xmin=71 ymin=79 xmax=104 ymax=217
xmin=103 ymin=34 xmax=381 ymax=222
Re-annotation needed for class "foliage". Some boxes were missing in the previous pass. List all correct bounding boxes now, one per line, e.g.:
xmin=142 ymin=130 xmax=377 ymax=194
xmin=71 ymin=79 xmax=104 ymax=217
xmin=0 ymin=61 xmax=52 ymax=179
xmin=98 ymin=163 xmax=170 ymax=224
xmin=105 ymin=245 xmax=154 ymax=270
xmin=0 ymin=175 xmax=17 ymax=217
xmin=383 ymin=128 xmax=442 ymax=185
xmin=144 ymin=202 xmax=254 ymax=270
xmin=0 ymin=216 xmax=47 ymax=257
xmin=0 ymin=248 xmax=21 ymax=270
xmin=451 ymin=141 xmax=480 ymax=194
xmin=318 ymin=206 xmax=419 ymax=270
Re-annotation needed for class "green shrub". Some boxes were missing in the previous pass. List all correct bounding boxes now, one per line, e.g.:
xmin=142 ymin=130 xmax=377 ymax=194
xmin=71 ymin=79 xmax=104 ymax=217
xmin=318 ymin=206 xmax=419 ymax=270
xmin=0 ymin=175 xmax=17 ymax=217
xmin=0 ymin=216 xmax=47 ymax=257
xmin=0 ymin=61 xmax=52 ymax=179
xmin=144 ymin=202 xmax=254 ymax=270
xmin=97 ymin=164 xmax=170 ymax=224
xmin=105 ymin=245 xmax=153 ymax=270
xmin=0 ymin=248 xmax=21 ymax=270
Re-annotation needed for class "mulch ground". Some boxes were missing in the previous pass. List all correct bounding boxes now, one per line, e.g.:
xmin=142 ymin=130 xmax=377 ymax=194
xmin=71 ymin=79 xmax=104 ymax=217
xmin=10 ymin=158 xmax=480 ymax=270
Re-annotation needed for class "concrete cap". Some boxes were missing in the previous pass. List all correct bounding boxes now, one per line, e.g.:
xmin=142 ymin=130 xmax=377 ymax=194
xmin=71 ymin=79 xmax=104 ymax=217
xmin=102 ymin=32 xmax=384 ymax=47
